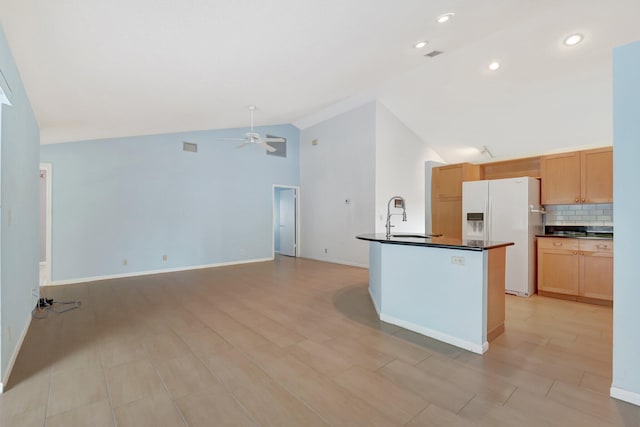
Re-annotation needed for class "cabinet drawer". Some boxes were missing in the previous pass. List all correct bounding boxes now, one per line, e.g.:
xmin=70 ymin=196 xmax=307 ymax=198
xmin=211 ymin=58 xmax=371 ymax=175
xmin=538 ymin=237 xmax=579 ymax=251
xmin=580 ymin=239 xmax=613 ymax=254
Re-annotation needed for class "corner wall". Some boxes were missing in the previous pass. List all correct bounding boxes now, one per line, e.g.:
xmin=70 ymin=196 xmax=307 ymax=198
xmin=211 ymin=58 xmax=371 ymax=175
xmin=0 ymin=25 xmax=40 ymax=389
xmin=375 ymin=102 xmax=444 ymax=234
xmin=611 ymin=39 xmax=640 ymax=405
xmin=40 ymin=125 xmax=299 ymax=283
xmin=299 ymin=102 xmax=376 ymax=267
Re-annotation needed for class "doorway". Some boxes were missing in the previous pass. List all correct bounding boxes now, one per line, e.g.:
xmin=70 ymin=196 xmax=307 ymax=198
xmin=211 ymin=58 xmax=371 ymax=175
xmin=39 ymin=163 xmax=52 ymax=286
xmin=273 ymin=185 xmax=299 ymax=257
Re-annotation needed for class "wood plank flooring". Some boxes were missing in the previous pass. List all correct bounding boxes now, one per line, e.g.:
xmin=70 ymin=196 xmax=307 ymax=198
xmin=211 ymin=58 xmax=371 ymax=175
xmin=1 ymin=256 xmax=638 ymax=426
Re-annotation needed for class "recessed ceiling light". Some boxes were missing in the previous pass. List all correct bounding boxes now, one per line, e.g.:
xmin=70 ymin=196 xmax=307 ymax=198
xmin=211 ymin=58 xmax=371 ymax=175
xmin=414 ymin=41 xmax=428 ymax=49
xmin=488 ymin=61 xmax=501 ymax=71
xmin=564 ymin=33 xmax=583 ymax=46
xmin=436 ymin=13 xmax=454 ymax=23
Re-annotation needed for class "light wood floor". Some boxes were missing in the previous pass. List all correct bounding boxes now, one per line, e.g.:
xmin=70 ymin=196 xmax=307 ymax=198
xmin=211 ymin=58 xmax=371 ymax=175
xmin=1 ymin=256 xmax=638 ymax=426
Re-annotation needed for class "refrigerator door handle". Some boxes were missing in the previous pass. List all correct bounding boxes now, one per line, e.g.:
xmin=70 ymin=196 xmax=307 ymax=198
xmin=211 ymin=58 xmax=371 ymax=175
xmin=485 ymin=199 xmax=490 ymax=242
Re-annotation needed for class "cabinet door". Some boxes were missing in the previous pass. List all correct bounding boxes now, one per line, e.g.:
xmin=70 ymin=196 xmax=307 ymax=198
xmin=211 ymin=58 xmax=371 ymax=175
xmin=579 ymin=240 xmax=613 ymax=301
xmin=433 ymin=199 xmax=462 ymax=239
xmin=436 ymin=165 xmax=464 ymax=198
xmin=541 ymin=152 xmax=581 ymax=204
xmin=580 ymin=254 xmax=613 ymax=300
xmin=581 ymin=148 xmax=613 ymax=203
xmin=538 ymin=248 xmax=579 ymax=295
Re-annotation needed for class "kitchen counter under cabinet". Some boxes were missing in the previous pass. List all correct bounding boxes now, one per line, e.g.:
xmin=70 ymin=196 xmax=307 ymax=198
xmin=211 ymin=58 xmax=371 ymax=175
xmin=537 ymin=237 xmax=613 ymax=305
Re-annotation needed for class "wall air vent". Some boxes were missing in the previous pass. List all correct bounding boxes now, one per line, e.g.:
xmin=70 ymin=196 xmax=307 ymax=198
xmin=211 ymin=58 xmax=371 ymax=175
xmin=425 ymin=50 xmax=444 ymax=58
xmin=266 ymin=135 xmax=287 ymax=158
xmin=182 ymin=141 xmax=198 ymax=153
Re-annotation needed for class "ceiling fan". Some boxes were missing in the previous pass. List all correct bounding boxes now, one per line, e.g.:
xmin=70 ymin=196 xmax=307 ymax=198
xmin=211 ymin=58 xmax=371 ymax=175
xmin=218 ymin=106 xmax=284 ymax=153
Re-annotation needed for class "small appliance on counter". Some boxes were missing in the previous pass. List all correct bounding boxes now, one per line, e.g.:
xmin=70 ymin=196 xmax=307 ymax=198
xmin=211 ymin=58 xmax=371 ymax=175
xmin=462 ymin=177 xmax=543 ymax=297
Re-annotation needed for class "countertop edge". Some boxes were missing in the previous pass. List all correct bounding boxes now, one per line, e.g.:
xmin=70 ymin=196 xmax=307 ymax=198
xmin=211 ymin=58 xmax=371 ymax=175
xmin=356 ymin=234 xmax=514 ymax=251
xmin=536 ymin=234 xmax=613 ymax=240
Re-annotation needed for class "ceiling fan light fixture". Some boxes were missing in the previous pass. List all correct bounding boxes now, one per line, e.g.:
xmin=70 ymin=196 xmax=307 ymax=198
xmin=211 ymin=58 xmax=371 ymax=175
xmin=436 ymin=13 xmax=454 ymax=23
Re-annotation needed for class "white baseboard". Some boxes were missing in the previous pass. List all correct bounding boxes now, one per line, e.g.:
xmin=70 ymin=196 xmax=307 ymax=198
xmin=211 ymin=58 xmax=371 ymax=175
xmin=301 ymin=255 xmax=368 ymax=269
xmin=368 ymin=287 xmax=381 ymax=315
xmin=610 ymin=386 xmax=640 ymax=406
xmin=47 ymin=257 xmax=273 ymax=286
xmin=0 ymin=314 xmax=32 ymax=394
xmin=380 ymin=313 xmax=488 ymax=355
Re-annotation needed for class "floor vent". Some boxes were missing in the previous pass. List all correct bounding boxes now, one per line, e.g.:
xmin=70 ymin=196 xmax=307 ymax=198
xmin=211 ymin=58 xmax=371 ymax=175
xmin=425 ymin=50 xmax=444 ymax=58
xmin=183 ymin=141 xmax=198 ymax=153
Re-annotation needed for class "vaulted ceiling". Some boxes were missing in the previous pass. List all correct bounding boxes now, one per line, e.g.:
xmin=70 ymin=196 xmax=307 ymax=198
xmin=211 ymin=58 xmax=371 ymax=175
xmin=1 ymin=0 xmax=639 ymax=162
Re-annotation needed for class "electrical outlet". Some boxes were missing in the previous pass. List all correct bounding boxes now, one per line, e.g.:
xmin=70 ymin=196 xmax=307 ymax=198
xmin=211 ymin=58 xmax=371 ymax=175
xmin=123 ymin=258 xmax=128 ymax=266
xmin=451 ymin=256 xmax=465 ymax=266
xmin=162 ymin=255 xmax=168 ymax=261
xmin=324 ymin=248 xmax=328 ymax=254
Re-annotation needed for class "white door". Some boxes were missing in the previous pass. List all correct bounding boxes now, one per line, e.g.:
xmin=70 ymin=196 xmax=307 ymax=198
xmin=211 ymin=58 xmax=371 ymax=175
xmin=489 ymin=178 xmax=530 ymax=295
xmin=278 ymin=188 xmax=296 ymax=257
xmin=39 ymin=164 xmax=52 ymax=286
xmin=462 ymin=180 xmax=489 ymax=240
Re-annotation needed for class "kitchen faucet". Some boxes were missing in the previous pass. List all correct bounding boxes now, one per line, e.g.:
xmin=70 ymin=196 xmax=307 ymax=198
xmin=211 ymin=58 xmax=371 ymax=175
xmin=386 ymin=196 xmax=407 ymax=238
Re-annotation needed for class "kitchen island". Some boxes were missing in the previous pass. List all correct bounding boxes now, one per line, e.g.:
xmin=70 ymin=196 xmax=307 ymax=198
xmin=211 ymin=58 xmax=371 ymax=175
xmin=356 ymin=233 xmax=513 ymax=354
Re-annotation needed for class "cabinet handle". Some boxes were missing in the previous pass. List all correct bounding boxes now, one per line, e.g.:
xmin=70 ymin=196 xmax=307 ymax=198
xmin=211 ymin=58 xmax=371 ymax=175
xmin=582 ymin=198 xmax=586 ymax=202
xmin=575 ymin=197 xmax=579 ymax=202
xmin=596 ymin=244 xmax=609 ymax=249
xmin=553 ymin=242 xmax=562 ymax=247
xmin=573 ymin=251 xmax=578 ymax=255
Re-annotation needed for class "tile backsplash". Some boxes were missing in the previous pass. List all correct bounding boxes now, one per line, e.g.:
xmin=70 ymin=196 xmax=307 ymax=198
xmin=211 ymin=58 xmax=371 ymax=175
xmin=544 ymin=203 xmax=613 ymax=226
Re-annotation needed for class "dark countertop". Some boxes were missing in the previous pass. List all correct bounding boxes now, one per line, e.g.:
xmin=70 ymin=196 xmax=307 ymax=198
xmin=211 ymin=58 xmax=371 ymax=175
xmin=356 ymin=233 xmax=514 ymax=252
xmin=537 ymin=233 xmax=613 ymax=240
xmin=538 ymin=225 xmax=613 ymax=240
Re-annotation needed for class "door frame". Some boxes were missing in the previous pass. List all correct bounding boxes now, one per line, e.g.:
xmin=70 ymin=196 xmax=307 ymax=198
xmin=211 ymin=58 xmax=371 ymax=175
xmin=39 ymin=163 xmax=52 ymax=286
xmin=272 ymin=185 xmax=300 ymax=258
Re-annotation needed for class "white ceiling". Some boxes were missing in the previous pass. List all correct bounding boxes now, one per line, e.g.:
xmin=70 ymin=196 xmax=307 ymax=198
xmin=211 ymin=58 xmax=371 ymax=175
xmin=1 ymin=0 xmax=640 ymax=161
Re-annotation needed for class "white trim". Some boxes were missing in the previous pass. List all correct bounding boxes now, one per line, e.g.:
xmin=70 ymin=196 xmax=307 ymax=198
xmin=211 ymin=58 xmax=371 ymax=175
xmin=610 ymin=386 xmax=640 ymax=406
xmin=302 ymin=255 xmax=368 ymax=269
xmin=380 ymin=313 xmax=489 ymax=355
xmin=368 ymin=287 xmax=380 ymax=315
xmin=47 ymin=257 xmax=272 ymax=286
xmin=39 ymin=163 xmax=53 ymax=286
xmin=0 ymin=315 xmax=32 ymax=394
xmin=272 ymin=185 xmax=300 ymax=258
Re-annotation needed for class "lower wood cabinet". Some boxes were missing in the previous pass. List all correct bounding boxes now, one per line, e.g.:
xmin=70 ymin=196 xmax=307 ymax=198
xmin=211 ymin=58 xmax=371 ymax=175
xmin=537 ymin=237 xmax=613 ymax=304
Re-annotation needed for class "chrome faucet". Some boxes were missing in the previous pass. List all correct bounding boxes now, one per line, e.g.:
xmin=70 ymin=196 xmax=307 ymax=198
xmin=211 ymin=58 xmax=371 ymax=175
xmin=386 ymin=196 xmax=407 ymax=238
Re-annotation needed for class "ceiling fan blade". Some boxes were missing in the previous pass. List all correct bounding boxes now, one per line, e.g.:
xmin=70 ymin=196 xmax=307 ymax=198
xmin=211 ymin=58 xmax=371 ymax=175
xmin=263 ymin=137 xmax=285 ymax=143
xmin=236 ymin=142 xmax=250 ymax=149
xmin=217 ymin=137 xmax=247 ymax=142
xmin=258 ymin=142 xmax=277 ymax=153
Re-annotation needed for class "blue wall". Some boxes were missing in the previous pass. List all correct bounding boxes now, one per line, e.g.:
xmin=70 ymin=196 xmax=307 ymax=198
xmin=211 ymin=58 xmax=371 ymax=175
xmin=40 ymin=125 xmax=299 ymax=282
xmin=612 ymin=40 xmax=640 ymax=403
xmin=0 ymin=26 xmax=40 ymax=384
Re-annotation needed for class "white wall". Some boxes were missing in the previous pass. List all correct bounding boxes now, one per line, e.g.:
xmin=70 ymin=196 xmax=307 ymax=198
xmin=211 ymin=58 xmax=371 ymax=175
xmin=611 ymin=39 xmax=640 ymax=406
xmin=375 ymin=102 xmax=443 ymax=234
xmin=300 ymin=102 xmax=376 ymax=267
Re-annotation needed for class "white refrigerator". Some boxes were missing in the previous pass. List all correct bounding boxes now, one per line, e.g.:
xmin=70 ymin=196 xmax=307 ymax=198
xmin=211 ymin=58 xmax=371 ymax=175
xmin=462 ymin=177 xmax=543 ymax=297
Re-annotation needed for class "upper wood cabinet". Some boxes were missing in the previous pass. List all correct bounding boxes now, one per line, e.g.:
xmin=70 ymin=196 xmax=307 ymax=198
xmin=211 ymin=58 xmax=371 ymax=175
xmin=431 ymin=163 xmax=480 ymax=238
xmin=541 ymin=147 xmax=612 ymax=204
